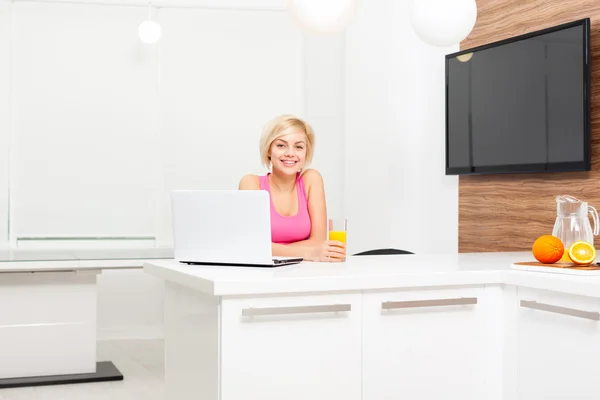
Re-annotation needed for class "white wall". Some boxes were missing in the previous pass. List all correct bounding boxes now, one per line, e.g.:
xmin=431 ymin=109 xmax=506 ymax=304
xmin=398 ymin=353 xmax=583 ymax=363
xmin=344 ymin=0 xmax=459 ymax=255
xmin=5 ymin=1 xmax=345 ymax=248
xmin=0 ymin=0 xmax=9 ymax=247
xmin=10 ymin=2 xmax=160 ymax=243
xmin=303 ymin=33 xmax=345 ymax=220
xmin=97 ymin=269 xmax=166 ymax=340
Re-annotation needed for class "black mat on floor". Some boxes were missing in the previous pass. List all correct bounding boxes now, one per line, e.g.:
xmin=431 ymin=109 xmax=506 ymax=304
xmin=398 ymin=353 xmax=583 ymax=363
xmin=0 ymin=361 xmax=123 ymax=389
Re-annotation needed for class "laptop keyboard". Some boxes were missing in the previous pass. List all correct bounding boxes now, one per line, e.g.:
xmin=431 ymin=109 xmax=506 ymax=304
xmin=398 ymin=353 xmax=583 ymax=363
xmin=272 ymin=257 xmax=303 ymax=265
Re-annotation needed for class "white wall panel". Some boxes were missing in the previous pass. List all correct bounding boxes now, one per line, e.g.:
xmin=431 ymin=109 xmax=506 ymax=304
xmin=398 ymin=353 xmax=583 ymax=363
xmin=10 ymin=3 xmax=160 ymax=241
xmin=97 ymin=269 xmax=164 ymax=340
xmin=344 ymin=0 xmax=459 ymax=255
xmin=155 ymin=8 xmax=304 ymax=245
xmin=15 ymin=0 xmax=287 ymax=9
xmin=303 ymin=34 xmax=345 ymax=222
xmin=0 ymin=1 xmax=10 ymax=246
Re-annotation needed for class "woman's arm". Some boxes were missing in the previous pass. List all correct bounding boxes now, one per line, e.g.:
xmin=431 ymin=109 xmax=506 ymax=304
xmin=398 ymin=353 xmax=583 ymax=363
xmin=298 ymin=169 xmax=328 ymax=243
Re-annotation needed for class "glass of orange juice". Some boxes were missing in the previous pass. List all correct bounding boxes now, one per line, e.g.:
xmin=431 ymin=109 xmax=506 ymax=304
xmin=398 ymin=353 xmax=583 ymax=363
xmin=328 ymin=218 xmax=347 ymax=260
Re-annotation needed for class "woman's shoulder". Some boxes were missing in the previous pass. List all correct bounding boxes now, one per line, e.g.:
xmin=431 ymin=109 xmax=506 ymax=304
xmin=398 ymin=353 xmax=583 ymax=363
xmin=238 ymin=174 xmax=262 ymax=190
xmin=300 ymin=169 xmax=324 ymax=188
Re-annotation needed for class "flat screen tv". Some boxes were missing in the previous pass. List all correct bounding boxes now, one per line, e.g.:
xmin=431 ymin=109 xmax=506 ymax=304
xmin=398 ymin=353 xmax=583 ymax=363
xmin=445 ymin=18 xmax=591 ymax=175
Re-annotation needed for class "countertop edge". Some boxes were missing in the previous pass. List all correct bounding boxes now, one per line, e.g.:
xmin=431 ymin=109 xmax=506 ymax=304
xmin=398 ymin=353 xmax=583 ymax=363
xmin=141 ymin=261 xmax=600 ymax=299
xmin=0 ymin=258 xmax=174 ymax=273
xmin=143 ymin=263 xmax=216 ymax=295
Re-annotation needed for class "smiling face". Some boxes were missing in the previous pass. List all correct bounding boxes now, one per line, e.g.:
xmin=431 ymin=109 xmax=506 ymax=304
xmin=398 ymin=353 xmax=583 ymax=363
xmin=269 ymin=130 xmax=308 ymax=176
xmin=259 ymin=115 xmax=315 ymax=172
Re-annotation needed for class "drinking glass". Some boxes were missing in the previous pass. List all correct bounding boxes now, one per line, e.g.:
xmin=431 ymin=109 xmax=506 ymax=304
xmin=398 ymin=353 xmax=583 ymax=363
xmin=328 ymin=218 xmax=347 ymax=261
xmin=328 ymin=218 xmax=347 ymax=244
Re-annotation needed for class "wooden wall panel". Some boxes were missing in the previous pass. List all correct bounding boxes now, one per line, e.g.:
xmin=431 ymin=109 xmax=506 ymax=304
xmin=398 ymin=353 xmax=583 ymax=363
xmin=458 ymin=0 xmax=600 ymax=252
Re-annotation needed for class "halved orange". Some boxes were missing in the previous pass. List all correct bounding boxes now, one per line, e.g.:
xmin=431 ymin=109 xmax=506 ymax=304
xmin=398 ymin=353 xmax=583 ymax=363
xmin=568 ymin=241 xmax=597 ymax=265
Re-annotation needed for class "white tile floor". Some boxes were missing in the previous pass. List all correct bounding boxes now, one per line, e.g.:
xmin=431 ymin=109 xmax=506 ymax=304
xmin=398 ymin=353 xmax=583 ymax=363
xmin=0 ymin=340 xmax=164 ymax=400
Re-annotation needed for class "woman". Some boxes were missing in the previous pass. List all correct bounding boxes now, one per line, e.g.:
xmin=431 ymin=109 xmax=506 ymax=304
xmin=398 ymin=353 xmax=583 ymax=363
xmin=238 ymin=115 xmax=346 ymax=262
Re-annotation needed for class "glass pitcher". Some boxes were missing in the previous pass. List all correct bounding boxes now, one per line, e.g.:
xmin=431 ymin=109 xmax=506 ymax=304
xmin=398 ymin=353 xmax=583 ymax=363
xmin=552 ymin=195 xmax=599 ymax=249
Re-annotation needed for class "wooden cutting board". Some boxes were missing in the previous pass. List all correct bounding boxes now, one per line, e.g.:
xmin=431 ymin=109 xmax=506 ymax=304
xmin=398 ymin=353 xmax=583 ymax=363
xmin=511 ymin=261 xmax=600 ymax=275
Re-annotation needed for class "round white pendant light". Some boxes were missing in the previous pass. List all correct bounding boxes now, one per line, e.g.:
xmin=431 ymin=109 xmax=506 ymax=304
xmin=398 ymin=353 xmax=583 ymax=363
xmin=410 ymin=0 xmax=477 ymax=47
xmin=139 ymin=20 xmax=162 ymax=44
xmin=139 ymin=4 xmax=162 ymax=44
xmin=287 ymin=0 xmax=358 ymax=34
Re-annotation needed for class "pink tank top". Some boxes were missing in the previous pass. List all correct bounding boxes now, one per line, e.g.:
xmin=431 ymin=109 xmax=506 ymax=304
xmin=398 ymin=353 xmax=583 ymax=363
xmin=259 ymin=173 xmax=312 ymax=245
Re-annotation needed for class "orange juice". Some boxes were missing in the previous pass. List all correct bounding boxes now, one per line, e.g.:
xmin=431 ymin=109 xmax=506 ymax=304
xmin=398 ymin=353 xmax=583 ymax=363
xmin=329 ymin=230 xmax=346 ymax=244
xmin=559 ymin=251 xmax=571 ymax=262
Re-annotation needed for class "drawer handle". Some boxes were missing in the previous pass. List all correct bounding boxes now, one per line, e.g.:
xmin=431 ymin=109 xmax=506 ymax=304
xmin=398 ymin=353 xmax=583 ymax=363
xmin=520 ymin=300 xmax=600 ymax=321
xmin=381 ymin=297 xmax=478 ymax=310
xmin=242 ymin=304 xmax=351 ymax=317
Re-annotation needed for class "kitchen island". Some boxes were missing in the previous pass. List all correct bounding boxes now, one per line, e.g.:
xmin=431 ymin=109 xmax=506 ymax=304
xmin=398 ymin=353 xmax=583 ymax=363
xmin=145 ymin=251 xmax=600 ymax=400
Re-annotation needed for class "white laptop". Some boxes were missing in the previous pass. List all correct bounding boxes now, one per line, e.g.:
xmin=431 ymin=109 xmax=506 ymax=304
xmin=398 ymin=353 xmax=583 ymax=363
xmin=171 ymin=190 xmax=303 ymax=267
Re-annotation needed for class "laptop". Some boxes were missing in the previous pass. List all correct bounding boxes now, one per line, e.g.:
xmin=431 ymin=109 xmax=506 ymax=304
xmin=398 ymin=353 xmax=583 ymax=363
xmin=171 ymin=189 xmax=304 ymax=267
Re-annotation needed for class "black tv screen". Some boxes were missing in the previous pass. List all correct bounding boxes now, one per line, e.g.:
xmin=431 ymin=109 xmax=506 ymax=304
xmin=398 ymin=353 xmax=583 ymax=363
xmin=445 ymin=18 xmax=591 ymax=175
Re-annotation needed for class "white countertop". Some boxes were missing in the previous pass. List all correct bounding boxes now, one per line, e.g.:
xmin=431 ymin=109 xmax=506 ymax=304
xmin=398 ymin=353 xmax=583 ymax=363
xmin=143 ymin=251 xmax=600 ymax=297
xmin=0 ymin=248 xmax=174 ymax=272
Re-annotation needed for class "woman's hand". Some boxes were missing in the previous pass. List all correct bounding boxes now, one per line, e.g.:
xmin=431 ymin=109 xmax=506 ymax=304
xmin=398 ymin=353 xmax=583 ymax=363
xmin=305 ymin=240 xmax=346 ymax=262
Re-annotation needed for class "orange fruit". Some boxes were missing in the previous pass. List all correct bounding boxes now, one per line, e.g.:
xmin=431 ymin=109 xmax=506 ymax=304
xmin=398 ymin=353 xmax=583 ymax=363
xmin=567 ymin=241 xmax=596 ymax=265
xmin=532 ymin=235 xmax=564 ymax=264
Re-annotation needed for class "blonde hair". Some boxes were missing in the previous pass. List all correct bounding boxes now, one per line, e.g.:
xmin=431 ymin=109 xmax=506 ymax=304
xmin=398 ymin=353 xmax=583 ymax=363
xmin=259 ymin=115 xmax=315 ymax=170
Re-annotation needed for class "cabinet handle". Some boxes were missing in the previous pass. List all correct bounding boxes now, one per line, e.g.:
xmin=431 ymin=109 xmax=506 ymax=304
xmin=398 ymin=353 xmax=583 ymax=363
xmin=520 ymin=300 xmax=600 ymax=321
xmin=381 ymin=297 xmax=478 ymax=310
xmin=241 ymin=304 xmax=351 ymax=317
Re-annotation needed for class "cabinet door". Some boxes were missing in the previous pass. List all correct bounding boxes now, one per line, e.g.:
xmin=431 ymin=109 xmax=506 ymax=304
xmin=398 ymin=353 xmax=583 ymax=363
xmin=220 ymin=292 xmax=362 ymax=400
xmin=516 ymin=287 xmax=600 ymax=400
xmin=362 ymin=286 xmax=490 ymax=400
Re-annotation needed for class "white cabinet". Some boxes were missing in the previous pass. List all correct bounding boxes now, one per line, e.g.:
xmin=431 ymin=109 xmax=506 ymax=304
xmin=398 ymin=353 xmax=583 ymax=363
xmin=362 ymin=286 xmax=491 ymax=400
xmin=0 ymin=271 xmax=98 ymax=379
xmin=515 ymin=287 xmax=600 ymax=400
xmin=220 ymin=292 xmax=362 ymax=400
xmin=161 ymin=273 xmax=600 ymax=400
